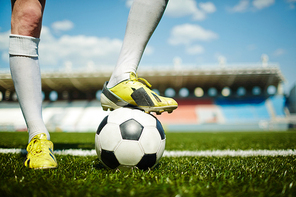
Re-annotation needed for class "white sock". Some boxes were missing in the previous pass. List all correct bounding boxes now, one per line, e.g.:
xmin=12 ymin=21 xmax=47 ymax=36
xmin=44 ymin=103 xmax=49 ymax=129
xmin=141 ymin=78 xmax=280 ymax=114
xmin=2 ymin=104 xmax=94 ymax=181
xmin=107 ymin=0 xmax=168 ymax=88
xmin=9 ymin=34 xmax=50 ymax=142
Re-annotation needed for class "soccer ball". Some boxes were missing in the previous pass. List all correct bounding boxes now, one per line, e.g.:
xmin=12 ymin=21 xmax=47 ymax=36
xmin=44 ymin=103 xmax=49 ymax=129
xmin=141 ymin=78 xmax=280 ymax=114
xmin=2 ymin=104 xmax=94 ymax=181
xmin=95 ymin=107 xmax=166 ymax=170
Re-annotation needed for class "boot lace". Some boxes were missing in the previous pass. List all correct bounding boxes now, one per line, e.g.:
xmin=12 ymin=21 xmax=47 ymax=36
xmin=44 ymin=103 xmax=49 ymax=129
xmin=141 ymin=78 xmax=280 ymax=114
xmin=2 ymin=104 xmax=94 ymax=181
xmin=129 ymin=72 xmax=152 ymax=88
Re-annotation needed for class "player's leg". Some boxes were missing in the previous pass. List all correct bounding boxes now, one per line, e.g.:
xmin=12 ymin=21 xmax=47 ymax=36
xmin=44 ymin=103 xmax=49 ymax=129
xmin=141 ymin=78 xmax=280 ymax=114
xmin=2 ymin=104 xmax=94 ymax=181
xmin=101 ymin=0 xmax=178 ymax=114
xmin=10 ymin=0 xmax=57 ymax=169
xmin=107 ymin=0 xmax=169 ymax=87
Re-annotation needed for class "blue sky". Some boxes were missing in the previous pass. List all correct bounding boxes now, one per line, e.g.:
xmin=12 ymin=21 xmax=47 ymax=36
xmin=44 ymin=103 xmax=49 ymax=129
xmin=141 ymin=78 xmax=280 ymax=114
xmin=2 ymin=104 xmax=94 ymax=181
xmin=0 ymin=0 xmax=296 ymax=93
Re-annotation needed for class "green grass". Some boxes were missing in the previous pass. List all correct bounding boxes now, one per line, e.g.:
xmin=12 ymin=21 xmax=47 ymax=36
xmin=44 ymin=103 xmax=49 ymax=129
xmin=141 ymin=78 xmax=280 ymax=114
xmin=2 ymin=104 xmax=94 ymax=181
xmin=1 ymin=131 xmax=296 ymax=197
xmin=1 ymin=131 xmax=296 ymax=150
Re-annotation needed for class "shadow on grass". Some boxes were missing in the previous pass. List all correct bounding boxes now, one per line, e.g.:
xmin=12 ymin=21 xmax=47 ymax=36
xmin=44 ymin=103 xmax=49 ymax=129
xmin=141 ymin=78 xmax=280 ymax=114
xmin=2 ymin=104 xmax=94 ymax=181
xmin=93 ymin=159 xmax=107 ymax=170
xmin=92 ymin=158 xmax=162 ymax=172
xmin=53 ymin=143 xmax=94 ymax=150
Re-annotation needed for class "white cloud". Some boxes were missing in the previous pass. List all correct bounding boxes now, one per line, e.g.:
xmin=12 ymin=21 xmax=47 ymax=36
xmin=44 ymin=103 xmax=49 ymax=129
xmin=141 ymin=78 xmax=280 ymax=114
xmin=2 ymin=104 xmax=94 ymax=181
xmin=165 ymin=0 xmax=199 ymax=17
xmin=186 ymin=45 xmax=204 ymax=55
xmin=39 ymin=26 xmax=123 ymax=69
xmin=199 ymin=2 xmax=216 ymax=13
xmin=0 ymin=30 xmax=10 ymax=50
xmin=126 ymin=0 xmax=216 ymax=21
xmin=0 ymin=26 xmax=155 ymax=70
xmin=0 ymin=30 xmax=10 ymax=63
xmin=51 ymin=20 xmax=74 ymax=33
xmin=165 ymin=0 xmax=216 ymax=21
xmin=143 ymin=45 xmax=154 ymax=56
xmin=1 ymin=52 xmax=9 ymax=63
xmin=227 ymin=0 xmax=275 ymax=12
xmin=168 ymin=24 xmax=218 ymax=46
xmin=273 ymin=48 xmax=285 ymax=56
xmin=228 ymin=0 xmax=250 ymax=13
xmin=126 ymin=0 xmax=133 ymax=8
xmin=214 ymin=53 xmax=227 ymax=64
xmin=252 ymin=0 xmax=275 ymax=9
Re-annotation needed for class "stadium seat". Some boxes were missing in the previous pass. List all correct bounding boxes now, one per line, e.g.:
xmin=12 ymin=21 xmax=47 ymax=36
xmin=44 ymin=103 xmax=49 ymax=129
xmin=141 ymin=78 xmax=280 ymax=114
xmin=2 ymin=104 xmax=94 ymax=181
xmin=269 ymin=96 xmax=286 ymax=117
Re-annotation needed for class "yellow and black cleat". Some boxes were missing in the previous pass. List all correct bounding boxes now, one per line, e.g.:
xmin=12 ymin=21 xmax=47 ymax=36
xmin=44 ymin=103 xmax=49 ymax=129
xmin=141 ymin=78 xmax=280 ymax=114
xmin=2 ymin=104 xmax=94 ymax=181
xmin=101 ymin=73 xmax=178 ymax=114
xmin=24 ymin=133 xmax=57 ymax=169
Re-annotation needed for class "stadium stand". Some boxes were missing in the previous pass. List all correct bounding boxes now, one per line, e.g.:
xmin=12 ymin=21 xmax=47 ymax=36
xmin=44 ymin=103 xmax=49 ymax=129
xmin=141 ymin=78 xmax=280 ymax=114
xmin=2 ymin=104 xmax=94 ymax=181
xmin=215 ymin=97 xmax=270 ymax=123
xmin=0 ymin=61 xmax=294 ymax=132
xmin=268 ymin=96 xmax=286 ymax=117
xmin=287 ymin=85 xmax=296 ymax=113
xmin=286 ymin=85 xmax=296 ymax=128
xmin=75 ymin=100 xmax=109 ymax=132
xmin=0 ymin=101 xmax=26 ymax=131
xmin=158 ymin=99 xmax=216 ymax=125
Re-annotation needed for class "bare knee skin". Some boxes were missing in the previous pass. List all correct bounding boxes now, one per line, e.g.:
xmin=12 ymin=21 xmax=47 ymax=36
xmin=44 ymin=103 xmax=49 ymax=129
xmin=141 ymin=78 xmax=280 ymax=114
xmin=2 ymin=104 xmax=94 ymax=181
xmin=11 ymin=0 xmax=46 ymax=38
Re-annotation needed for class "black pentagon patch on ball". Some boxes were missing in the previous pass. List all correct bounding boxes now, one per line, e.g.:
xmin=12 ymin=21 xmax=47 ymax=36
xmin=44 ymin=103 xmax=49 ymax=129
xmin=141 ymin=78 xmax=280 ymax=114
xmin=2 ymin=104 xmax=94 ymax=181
xmin=120 ymin=119 xmax=143 ymax=140
xmin=101 ymin=149 xmax=120 ymax=169
xmin=156 ymin=118 xmax=165 ymax=140
xmin=136 ymin=154 xmax=157 ymax=170
xmin=96 ymin=115 xmax=108 ymax=135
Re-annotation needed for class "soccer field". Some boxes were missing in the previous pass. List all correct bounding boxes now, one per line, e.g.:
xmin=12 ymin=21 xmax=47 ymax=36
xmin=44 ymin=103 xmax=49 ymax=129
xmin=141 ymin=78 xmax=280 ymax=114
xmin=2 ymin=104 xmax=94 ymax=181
xmin=1 ymin=131 xmax=296 ymax=196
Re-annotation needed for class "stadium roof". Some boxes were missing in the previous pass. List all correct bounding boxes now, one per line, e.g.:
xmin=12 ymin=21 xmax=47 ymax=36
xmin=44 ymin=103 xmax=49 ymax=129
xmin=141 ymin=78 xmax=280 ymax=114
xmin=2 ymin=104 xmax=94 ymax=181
xmin=0 ymin=63 xmax=285 ymax=99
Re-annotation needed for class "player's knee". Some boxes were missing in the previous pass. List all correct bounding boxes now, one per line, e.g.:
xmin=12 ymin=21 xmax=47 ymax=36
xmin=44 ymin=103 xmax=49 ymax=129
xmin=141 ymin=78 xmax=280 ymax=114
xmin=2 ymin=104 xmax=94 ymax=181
xmin=11 ymin=3 xmax=43 ymax=37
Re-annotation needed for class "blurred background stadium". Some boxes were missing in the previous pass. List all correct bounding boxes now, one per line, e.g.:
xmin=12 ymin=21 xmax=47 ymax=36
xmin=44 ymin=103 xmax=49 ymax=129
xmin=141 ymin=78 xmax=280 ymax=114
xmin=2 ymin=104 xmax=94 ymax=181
xmin=1 ymin=0 xmax=296 ymax=133
xmin=1 ymin=56 xmax=296 ymax=132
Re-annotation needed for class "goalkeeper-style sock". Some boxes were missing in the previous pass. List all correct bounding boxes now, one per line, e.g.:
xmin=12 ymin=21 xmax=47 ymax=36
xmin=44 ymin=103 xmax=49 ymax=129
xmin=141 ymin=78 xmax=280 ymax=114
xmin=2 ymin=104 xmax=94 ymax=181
xmin=9 ymin=34 xmax=50 ymax=142
xmin=107 ymin=0 xmax=168 ymax=88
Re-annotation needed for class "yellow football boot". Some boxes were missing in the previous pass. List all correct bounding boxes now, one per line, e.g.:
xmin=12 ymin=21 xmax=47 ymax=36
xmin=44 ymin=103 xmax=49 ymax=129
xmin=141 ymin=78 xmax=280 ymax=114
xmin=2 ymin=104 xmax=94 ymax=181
xmin=101 ymin=73 xmax=178 ymax=114
xmin=24 ymin=133 xmax=58 ymax=169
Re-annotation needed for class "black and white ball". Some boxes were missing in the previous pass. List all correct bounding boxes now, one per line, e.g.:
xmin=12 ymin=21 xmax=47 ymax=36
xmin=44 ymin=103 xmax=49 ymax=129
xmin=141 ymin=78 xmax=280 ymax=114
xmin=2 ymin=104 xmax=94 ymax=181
xmin=95 ymin=107 xmax=166 ymax=170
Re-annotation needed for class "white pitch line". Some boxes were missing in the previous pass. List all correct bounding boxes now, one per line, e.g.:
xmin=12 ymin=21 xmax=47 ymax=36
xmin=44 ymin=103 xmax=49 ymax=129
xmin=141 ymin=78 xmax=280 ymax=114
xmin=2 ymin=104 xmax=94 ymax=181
xmin=163 ymin=150 xmax=296 ymax=157
xmin=0 ymin=148 xmax=296 ymax=157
